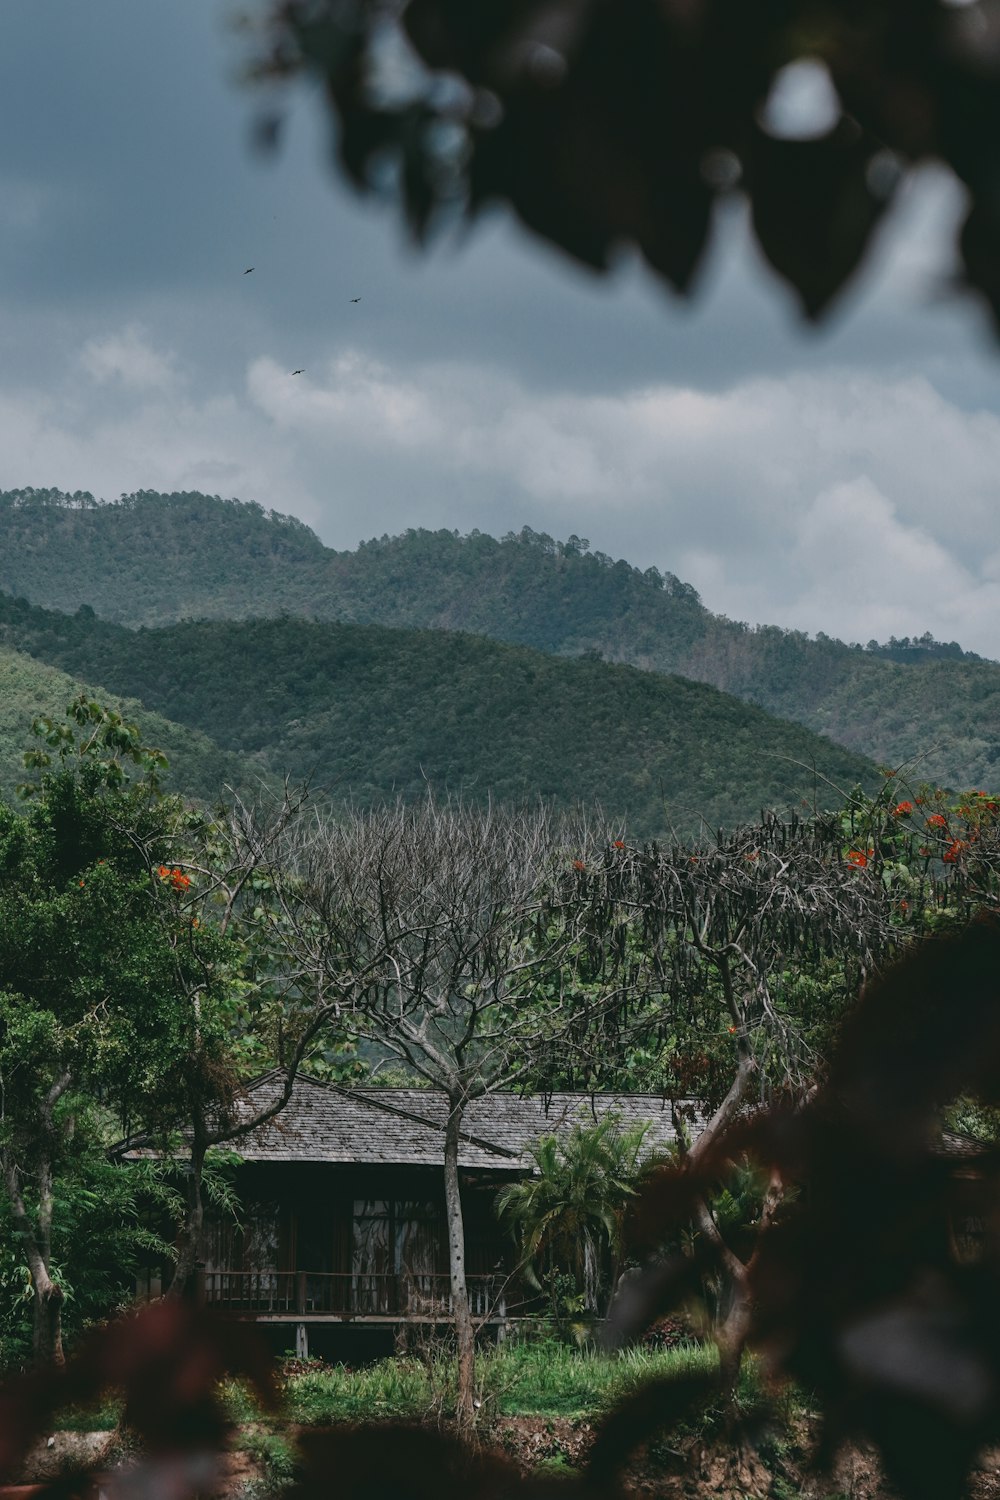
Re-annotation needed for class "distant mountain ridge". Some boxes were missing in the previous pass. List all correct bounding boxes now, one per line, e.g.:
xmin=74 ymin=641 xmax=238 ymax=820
xmin=0 ymin=487 xmax=997 ymax=790
xmin=0 ymin=593 xmax=876 ymax=836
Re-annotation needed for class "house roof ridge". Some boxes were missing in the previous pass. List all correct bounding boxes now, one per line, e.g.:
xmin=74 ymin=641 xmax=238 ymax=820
xmin=243 ymin=1075 xmax=702 ymax=1106
xmin=332 ymin=1085 xmax=523 ymax=1161
xmin=347 ymin=1085 xmax=703 ymax=1106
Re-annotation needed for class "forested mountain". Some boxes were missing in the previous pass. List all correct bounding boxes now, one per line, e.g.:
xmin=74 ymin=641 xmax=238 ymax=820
xmin=0 ymin=645 xmax=245 ymax=804
xmin=0 ymin=595 xmax=875 ymax=835
xmin=1 ymin=488 xmax=996 ymax=789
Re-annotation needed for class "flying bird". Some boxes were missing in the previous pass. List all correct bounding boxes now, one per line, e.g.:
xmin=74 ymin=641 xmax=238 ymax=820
xmin=350 ymin=297 xmax=361 ymax=302
xmin=291 ymin=369 xmax=304 ymax=376
xmin=244 ymin=267 xmax=255 ymax=275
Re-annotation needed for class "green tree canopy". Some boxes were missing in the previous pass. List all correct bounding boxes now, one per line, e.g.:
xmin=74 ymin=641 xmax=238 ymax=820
xmin=0 ymin=700 xmax=239 ymax=1361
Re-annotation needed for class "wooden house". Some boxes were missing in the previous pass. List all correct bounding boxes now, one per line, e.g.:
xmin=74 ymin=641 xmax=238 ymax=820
xmin=169 ymin=1074 xmax=698 ymax=1360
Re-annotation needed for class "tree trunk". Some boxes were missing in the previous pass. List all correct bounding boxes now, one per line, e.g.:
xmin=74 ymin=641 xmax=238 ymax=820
xmin=443 ymin=1096 xmax=476 ymax=1430
xmin=677 ymin=1039 xmax=762 ymax=1410
xmin=169 ymin=1137 xmax=207 ymax=1297
xmin=34 ymin=1151 xmax=64 ymax=1364
xmin=702 ymin=1167 xmax=786 ymax=1412
xmin=32 ymin=1279 xmax=65 ymax=1366
xmin=716 ymin=1272 xmax=752 ymax=1407
xmin=4 ymin=1158 xmax=65 ymax=1366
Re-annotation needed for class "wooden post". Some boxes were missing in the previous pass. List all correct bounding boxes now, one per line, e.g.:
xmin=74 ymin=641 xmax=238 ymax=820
xmin=295 ymin=1323 xmax=309 ymax=1359
xmin=296 ymin=1270 xmax=307 ymax=1315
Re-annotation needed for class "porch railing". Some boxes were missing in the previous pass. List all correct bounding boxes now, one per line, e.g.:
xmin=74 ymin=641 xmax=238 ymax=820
xmin=199 ymin=1270 xmax=506 ymax=1320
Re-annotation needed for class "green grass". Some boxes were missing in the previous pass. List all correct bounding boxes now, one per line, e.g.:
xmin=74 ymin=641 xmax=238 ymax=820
xmin=53 ymin=1398 xmax=123 ymax=1432
xmin=484 ymin=1338 xmax=721 ymax=1417
xmin=223 ymin=1338 xmax=728 ymax=1426
xmin=51 ymin=1339 xmax=765 ymax=1435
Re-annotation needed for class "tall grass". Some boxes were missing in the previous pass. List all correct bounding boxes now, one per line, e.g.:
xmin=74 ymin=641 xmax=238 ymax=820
xmin=223 ymin=1339 xmax=730 ymax=1425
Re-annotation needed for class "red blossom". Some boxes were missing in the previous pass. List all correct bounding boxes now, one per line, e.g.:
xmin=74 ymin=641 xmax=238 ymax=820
xmin=926 ymin=813 xmax=948 ymax=828
xmin=847 ymin=849 xmax=873 ymax=868
xmin=893 ymin=801 xmax=914 ymax=816
xmin=572 ymin=859 xmax=586 ymax=872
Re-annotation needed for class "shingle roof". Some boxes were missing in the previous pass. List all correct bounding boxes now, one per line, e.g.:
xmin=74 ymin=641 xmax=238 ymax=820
xmin=230 ymin=1075 xmax=707 ymax=1170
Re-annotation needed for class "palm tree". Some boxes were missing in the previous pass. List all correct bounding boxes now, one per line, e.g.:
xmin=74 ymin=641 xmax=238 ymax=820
xmin=497 ymin=1116 xmax=658 ymax=1319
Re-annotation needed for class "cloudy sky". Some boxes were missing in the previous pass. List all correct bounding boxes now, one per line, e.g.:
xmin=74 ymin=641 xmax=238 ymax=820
xmin=6 ymin=3 xmax=1000 ymax=656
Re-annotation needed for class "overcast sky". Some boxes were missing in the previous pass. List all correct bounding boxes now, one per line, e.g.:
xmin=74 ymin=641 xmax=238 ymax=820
xmin=5 ymin=3 xmax=1000 ymax=656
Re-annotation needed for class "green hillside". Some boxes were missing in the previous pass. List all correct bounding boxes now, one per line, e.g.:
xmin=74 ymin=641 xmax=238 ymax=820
xmin=0 ymin=644 xmax=246 ymax=805
xmin=1 ymin=489 xmax=996 ymax=789
xmin=0 ymin=598 xmax=877 ymax=836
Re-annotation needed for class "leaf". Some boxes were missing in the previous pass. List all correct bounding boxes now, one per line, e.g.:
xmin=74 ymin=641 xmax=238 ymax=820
xmin=748 ymin=121 xmax=893 ymax=319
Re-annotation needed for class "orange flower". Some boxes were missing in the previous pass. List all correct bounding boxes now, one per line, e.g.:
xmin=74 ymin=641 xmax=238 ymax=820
xmin=78 ymin=880 xmax=85 ymax=887
xmin=942 ymin=839 xmax=966 ymax=864
xmin=926 ymin=813 xmax=947 ymax=828
xmin=847 ymin=849 xmax=873 ymax=868
xmin=170 ymin=870 xmax=191 ymax=890
xmin=157 ymin=865 xmax=170 ymax=879
xmin=893 ymin=801 xmax=914 ymax=816
xmin=898 ymin=900 xmax=909 ymax=913
xmin=728 ymin=1025 xmax=737 ymax=1034
xmin=613 ymin=840 xmax=625 ymax=849
xmin=572 ymin=859 xmax=586 ymax=872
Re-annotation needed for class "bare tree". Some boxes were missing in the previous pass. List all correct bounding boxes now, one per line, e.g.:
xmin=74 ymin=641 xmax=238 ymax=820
xmin=587 ymin=809 xmax=926 ymax=1396
xmin=262 ymin=797 xmax=640 ymax=1426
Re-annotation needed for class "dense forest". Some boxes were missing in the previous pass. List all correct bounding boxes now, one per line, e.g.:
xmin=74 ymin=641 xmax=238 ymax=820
xmin=0 ymin=644 xmax=245 ymax=804
xmin=0 ymin=489 xmax=995 ymax=789
xmin=0 ymin=594 xmax=875 ymax=835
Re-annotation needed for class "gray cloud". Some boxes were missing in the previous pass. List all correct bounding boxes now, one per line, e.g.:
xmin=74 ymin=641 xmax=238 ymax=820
xmin=2 ymin=322 xmax=999 ymax=656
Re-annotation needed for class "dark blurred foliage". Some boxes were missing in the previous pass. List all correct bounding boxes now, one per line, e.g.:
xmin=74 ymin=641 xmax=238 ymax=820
xmin=612 ymin=910 xmax=1000 ymax=1500
xmin=0 ymin=1301 xmax=276 ymax=1499
xmin=7 ymin=915 xmax=1000 ymax=1496
xmin=257 ymin=0 xmax=1000 ymax=325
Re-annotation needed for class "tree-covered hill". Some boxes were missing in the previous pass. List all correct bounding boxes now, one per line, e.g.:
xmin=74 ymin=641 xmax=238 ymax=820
xmin=0 ymin=644 xmax=246 ymax=804
xmin=0 ymin=596 xmax=876 ymax=835
xmin=2 ymin=489 xmax=997 ymax=789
